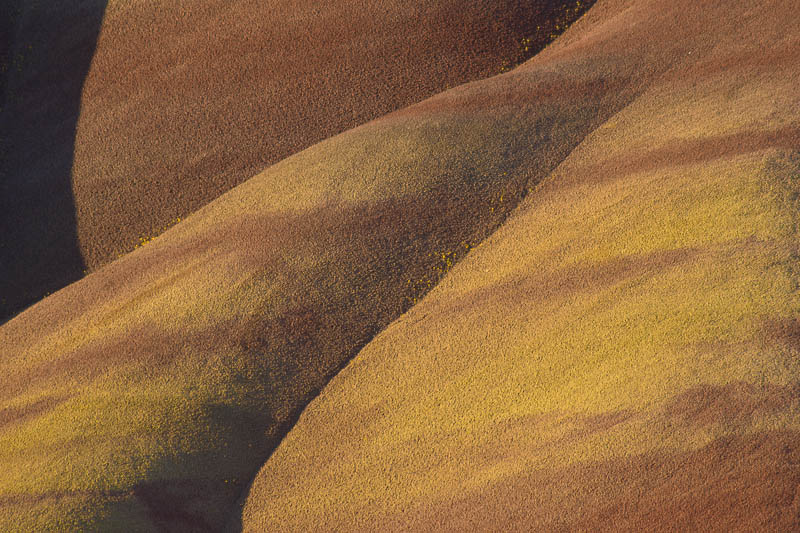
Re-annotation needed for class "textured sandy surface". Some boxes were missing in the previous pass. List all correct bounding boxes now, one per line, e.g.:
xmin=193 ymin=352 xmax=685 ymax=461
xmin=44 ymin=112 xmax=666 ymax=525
xmin=0 ymin=3 xmax=602 ymax=529
xmin=0 ymin=0 xmax=588 ymax=322
xmin=240 ymin=0 xmax=800 ymax=531
xmin=1 ymin=0 xmax=798 ymax=531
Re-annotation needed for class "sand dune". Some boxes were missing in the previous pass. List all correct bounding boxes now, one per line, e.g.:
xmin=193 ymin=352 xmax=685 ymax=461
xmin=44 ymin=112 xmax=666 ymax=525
xmin=1 ymin=0 xmax=798 ymax=531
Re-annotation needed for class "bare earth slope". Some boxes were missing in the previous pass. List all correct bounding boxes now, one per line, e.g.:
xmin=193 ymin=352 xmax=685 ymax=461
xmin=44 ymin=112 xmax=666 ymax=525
xmin=0 ymin=0 xmax=590 ymax=322
xmin=240 ymin=0 xmax=800 ymax=531
xmin=0 ymin=4 xmax=617 ymax=530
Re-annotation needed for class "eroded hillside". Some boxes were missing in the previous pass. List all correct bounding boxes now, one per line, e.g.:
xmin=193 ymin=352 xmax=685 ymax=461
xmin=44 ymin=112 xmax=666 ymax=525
xmin=0 ymin=3 xmax=600 ymax=530
xmin=0 ymin=0 xmax=591 ymax=323
xmin=240 ymin=0 xmax=800 ymax=531
xmin=2 ymin=0 xmax=798 ymax=531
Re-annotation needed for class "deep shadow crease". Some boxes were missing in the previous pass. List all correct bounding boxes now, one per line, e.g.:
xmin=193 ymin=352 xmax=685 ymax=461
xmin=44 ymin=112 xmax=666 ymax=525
xmin=0 ymin=0 xmax=107 ymax=324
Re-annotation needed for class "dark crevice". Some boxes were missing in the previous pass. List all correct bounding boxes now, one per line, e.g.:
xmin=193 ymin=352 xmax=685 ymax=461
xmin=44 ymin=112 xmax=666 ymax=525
xmin=223 ymin=321 xmax=385 ymax=532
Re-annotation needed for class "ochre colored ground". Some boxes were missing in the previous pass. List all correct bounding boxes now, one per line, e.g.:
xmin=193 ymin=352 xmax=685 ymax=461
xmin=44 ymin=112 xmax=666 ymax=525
xmin=0 ymin=0 xmax=588 ymax=322
xmin=240 ymin=0 xmax=800 ymax=531
xmin=1 ymin=3 xmax=599 ymax=528
xmin=1 ymin=0 xmax=798 ymax=531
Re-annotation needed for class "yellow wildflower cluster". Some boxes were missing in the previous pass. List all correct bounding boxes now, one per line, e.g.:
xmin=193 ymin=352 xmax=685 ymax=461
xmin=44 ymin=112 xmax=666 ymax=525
xmin=114 ymin=215 xmax=184 ymax=258
xmin=403 ymin=171 xmax=522 ymax=309
xmin=133 ymin=216 xmax=183 ymax=250
xmin=489 ymin=189 xmax=506 ymax=213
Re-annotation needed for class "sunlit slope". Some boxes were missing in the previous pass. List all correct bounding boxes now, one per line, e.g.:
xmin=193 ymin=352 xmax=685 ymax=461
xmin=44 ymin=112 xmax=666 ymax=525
xmin=0 ymin=18 xmax=637 ymax=532
xmin=241 ymin=1 xmax=800 ymax=531
xmin=0 ymin=0 xmax=593 ymax=322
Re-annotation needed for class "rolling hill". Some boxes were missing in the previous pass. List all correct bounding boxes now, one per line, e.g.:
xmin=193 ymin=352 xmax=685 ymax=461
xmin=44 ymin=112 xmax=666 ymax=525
xmin=0 ymin=0 xmax=587 ymax=323
xmin=240 ymin=0 xmax=800 ymax=531
xmin=1 ymin=1 xmax=597 ymax=530
xmin=2 ymin=0 xmax=798 ymax=531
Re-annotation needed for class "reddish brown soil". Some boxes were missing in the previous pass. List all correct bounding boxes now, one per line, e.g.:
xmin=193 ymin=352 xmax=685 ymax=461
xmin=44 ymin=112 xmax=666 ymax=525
xmin=0 ymin=0 xmax=593 ymax=322
xmin=380 ymin=430 xmax=800 ymax=533
xmin=2 ymin=0 xmax=798 ymax=530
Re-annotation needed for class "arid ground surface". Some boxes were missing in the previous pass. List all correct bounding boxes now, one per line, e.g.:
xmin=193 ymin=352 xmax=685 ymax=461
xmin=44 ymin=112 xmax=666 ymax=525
xmin=0 ymin=0 xmax=581 ymax=323
xmin=1 ymin=0 xmax=799 ymax=531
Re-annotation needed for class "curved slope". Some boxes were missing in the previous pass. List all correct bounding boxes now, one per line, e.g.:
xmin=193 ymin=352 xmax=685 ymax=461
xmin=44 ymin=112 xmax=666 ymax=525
xmin=240 ymin=0 xmax=800 ymax=531
xmin=0 ymin=0 xmax=593 ymax=322
xmin=0 ymin=10 xmax=625 ymax=531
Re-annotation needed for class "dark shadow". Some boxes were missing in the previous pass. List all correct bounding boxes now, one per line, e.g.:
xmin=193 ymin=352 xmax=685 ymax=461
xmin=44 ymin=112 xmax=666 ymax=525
xmin=498 ymin=0 xmax=599 ymax=74
xmin=0 ymin=0 xmax=107 ymax=324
